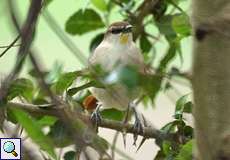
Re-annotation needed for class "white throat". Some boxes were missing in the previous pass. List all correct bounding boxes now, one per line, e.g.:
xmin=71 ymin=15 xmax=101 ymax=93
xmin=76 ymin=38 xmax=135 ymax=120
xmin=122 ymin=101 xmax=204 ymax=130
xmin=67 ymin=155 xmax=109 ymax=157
xmin=96 ymin=33 xmax=133 ymax=70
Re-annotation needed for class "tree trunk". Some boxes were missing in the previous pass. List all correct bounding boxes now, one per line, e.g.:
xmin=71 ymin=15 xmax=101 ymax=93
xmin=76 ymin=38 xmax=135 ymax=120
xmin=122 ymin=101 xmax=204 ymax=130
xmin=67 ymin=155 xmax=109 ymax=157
xmin=192 ymin=1 xmax=230 ymax=159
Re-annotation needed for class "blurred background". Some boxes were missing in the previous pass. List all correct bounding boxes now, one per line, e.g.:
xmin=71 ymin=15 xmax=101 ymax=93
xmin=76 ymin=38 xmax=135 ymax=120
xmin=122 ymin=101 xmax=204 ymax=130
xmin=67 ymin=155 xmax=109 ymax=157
xmin=0 ymin=0 xmax=192 ymax=159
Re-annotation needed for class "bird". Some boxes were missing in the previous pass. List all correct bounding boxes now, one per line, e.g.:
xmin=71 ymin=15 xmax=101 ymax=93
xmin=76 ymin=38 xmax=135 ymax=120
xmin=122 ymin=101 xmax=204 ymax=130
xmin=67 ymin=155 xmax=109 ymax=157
xmin=87 ymin=21 xmax=146 ymax=145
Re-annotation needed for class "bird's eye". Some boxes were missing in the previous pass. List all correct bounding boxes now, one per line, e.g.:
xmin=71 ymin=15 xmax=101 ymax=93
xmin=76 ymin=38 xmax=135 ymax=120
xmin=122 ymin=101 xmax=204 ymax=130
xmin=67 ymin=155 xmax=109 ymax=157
xmin=111 ymin=28 xmax=123 ymax=34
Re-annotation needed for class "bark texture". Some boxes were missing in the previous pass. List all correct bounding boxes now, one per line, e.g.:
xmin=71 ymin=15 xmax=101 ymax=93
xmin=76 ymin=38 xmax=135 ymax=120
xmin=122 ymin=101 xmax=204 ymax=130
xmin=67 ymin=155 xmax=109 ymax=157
xmin=192 ymin=0 xmax=230 ymax=159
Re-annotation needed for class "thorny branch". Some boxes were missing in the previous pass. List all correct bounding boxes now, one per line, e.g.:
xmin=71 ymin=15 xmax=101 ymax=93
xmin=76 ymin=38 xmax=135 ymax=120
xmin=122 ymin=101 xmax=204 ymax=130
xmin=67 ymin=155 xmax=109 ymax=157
xmin=5 ymin=102 xmax=166 ymax=140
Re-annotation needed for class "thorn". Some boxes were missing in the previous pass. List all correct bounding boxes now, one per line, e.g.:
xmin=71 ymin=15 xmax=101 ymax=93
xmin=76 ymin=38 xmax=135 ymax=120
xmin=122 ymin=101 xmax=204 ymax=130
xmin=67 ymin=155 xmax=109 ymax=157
xmin=121 ymin=103 xmax=131 ymax=148
xmin=136 ymin=137 xmax=147 ymax=152
xmin=122 ymin=130 xmax=127 ymax=148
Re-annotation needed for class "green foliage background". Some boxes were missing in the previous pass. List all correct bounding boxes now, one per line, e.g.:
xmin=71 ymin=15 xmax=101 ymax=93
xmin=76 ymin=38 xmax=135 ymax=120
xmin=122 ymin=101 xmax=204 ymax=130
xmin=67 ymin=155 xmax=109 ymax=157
xmin=0 ymin=0 xmax=193 ymax=159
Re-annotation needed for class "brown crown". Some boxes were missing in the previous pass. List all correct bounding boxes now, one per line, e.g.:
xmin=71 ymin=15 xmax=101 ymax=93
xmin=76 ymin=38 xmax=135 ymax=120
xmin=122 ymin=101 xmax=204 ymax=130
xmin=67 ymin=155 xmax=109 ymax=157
xmin=105 ymin=21 xmax=131 ymax=35
xmin=109 ymin=21 xmax=130 ymax=28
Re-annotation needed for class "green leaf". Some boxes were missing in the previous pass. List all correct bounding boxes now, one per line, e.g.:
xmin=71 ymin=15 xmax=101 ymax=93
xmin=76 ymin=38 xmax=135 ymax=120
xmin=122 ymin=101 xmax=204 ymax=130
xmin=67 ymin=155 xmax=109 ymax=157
xmin=96 ymin=136 xmax=109 ymax=150
xmin=104 ymin=65 xmax=139 ymax=90
xmin=11 ymin=108 xmax=56 ymax=159
xmin=140 ymin=35 xmax=152 ymax=53
xmin=65 ymin=9 xmax=105 ymax=35
xmin=48 ymin=120 xmax=72 ymax=147
xmin=45 ymin=62 xmax=63 ymax=84
xmin=91 ymin=0 xmax=107 ymax=11
xmin=167 ymin=0 xmax=185 ymax=14
xmin=119 ymin=0 xmax=135 ymax=14
xmin=140 ymin=74 xmax=162 ymax=102
xmin=101 ymin=108 xmax=125 ymax=121
xmin=154 ymin=150 xmax=166 ymax=160
xmin=122 ymin=0 xmax=133 ymax=4
xmin=162 ymin=141 xmax=171 ymax=155
xmin=8 ymin=78 xmax=34 ymax=101
xmin=28 ymin=68 xmax=48 ymax=79
xmin=37 ymin=116 xmax=58 ymax=127
xmin=175 ymin=94 xmax=189 ymax=112
xmin=53 ymin=71 xmax=78 ymax=94
xmin=183 ymin=102 xmax=192 ymax=113
xmin=6 ymin=109 xmax=18 ymax=124
xmin=183 ymin=125 xmax=193 ymax=138
xmin=174 ymin=94 xmax=192 ymax=120
xmin=67 ymin=81 xmax=96 ymax=96
xmin=64 ymin=151 xmax=76 ymax=160
xmin=43 ymin=0 xmax=53 ymax=7
xmin=156 ymin=15 xmax=177 ymax=38
xmin=90 ymin=33 xmax=104 ymax=52
xmin=175 ymin=140 xmax=193 ymax=160
xmin=172 ymin=14 xmax=191 ymax=37
xmin=160 ymin=120 xmax=178 ymax=134
xmin=158 ymin=40 xmax=179 ymax=72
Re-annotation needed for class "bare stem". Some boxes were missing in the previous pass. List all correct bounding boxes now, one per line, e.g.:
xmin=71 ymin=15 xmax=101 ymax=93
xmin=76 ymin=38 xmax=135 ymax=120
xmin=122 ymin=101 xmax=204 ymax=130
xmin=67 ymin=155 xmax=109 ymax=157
xmin=0 ymin=35 xmax=20 ymax=58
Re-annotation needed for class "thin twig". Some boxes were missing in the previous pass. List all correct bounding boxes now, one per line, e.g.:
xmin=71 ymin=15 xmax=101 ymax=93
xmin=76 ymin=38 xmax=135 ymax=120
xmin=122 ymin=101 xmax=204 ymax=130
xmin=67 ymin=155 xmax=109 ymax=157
xmin=29 ymin=52 xmax=61 ymax=104
xmin=0 ymin=44 xmax=20 ymax=48
xmin=0 ymin=35 xmax=20 ymax=58
xmin=144 ymin=31 xmax=160 ymax=41
xmin=111 ymin=0 xmax=135 ymax=17
xmin=83 ymin=148 xmax=93 ymax=160
xmin=111 ymin=132 xmax=119 ymax=160
xmin=132 ymin=0 xmax=160 ymax=39
xmin=0 ymin=0 xmax=42 ymax=102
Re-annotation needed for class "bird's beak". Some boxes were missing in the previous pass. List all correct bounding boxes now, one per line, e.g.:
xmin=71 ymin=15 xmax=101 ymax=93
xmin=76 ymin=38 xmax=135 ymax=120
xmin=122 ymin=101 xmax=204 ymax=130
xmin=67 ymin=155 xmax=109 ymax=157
xmin=126 ymin=25 xmax=133 ymax=31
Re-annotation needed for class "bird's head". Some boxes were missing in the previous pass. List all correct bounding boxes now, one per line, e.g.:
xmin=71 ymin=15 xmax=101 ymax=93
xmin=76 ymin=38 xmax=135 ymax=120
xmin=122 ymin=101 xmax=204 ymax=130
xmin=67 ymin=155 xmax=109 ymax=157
xmin=104 ymin=21 xmax=133 ymax=45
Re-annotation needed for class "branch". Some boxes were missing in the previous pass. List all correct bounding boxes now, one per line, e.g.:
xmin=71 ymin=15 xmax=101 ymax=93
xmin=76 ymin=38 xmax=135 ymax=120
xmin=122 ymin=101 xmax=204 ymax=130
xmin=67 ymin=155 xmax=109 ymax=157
xmin=0 ymin=35 xmax=20 ymax=58
xmin=0 ymin=44 xmax=20 ymax=48
xmin=111 ymin=0 xmax=135 ymax=17
xmin=132 ymin=0 xmax=160 ymax=39
xmin=6 ymin=102 xmax=164 ymax=140
xmin=0 ymin=0 xmax=43 ymax=102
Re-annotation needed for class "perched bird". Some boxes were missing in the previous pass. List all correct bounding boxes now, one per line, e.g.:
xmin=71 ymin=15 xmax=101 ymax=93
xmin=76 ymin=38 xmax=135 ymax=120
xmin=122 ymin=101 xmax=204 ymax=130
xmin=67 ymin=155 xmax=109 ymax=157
xmin=87 ymin=21 xmax=146 ymax=143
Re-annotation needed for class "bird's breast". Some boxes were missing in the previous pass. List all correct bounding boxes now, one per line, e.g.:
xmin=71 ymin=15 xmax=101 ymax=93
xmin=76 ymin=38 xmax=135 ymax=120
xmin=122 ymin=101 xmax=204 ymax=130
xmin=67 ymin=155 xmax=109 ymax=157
xmin=96 ymin=45 xmax=136 ymax=71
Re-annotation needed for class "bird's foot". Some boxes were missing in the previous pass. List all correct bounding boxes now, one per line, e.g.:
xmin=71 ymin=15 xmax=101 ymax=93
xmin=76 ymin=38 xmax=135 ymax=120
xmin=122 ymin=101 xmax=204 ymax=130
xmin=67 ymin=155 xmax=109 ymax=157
xmin=133 ymin=114 xmax=144 ymax=146
xmin=132 ymin=105 xmax=145 ymax=146
xmin=90 ymin=104 xmax=102 ymax=132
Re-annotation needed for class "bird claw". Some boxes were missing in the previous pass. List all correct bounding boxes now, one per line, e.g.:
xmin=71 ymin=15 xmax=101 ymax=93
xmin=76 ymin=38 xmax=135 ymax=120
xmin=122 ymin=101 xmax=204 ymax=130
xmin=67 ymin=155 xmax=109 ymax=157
xmin=90 ymin=105 xmax=102 ymax=132
xmin=121 ymin=102 xmax=131 ymax=148
xmin=122 ymin=130 xmax=127 ymax=148
xmin=133 ymin=116 xmax=144 ymax=146
xmin=136 ymin=137 xmax=147 ymax=152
